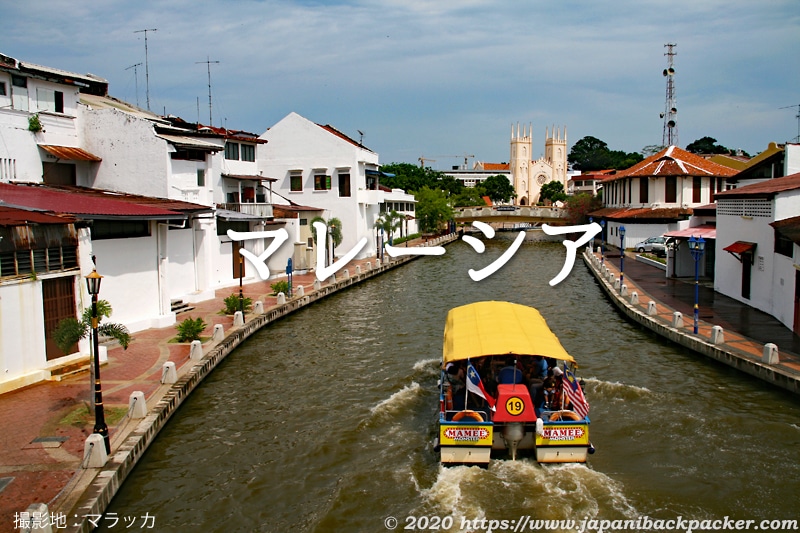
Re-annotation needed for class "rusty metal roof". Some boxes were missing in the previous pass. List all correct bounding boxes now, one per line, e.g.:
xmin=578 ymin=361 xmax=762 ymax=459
xmin=0 ymin=205 xmax=75 ymax=226
xmin=39 ymin=145 xmax=102 ymax=162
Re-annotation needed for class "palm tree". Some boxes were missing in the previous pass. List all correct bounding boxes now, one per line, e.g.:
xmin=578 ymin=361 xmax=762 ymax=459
xmin=310 ymin=216 xmax=343 ymax=266
xmin=52 ymin=300 xmax=131 ymax=355
xmin=375 ymin=210 xmax=402 ymax=245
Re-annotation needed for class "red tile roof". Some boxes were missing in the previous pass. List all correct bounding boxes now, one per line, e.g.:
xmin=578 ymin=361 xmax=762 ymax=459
xmin=607 ymin=146 xmax=738 ymax=182
xmin=589 ymin=206 xmax=692 ymax=221
xmin=664 ymin=224 xmax=717 ymax=239
xmin=0 ymin=183 xmax=193 ymax=219
xmin=481 ymin=163 xmax=510 ymax=171
xmin=714 ymin=172 xmax=800 ymax=199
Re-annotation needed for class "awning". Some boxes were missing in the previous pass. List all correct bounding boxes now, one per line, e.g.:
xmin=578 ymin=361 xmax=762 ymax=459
xmin=222 ymin=174 xmax=277 ymax=183
xmin=216 ymin=209 xmax=267 ymax=221
xmin=38 ymin=145 xmax=101 ymax=162
xmin=723 ymin=241 xmax=756 ymax=264
xmin=156 ymin=134 xmax=222 ymax=151
xmin=664 ymin=225 xmax=717 ymax=239
xmin=723 ymin=241 xmax=756 ymax=254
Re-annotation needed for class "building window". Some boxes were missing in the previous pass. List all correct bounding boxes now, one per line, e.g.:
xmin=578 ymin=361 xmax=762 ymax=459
xmin=339 ymin=173 xmax=351 ymax=197
xmin=665 ymin=176 xmax=677 ymax=203
xmin=639 ymin=177 xmax=648 ymax=204
xmin=217 ymin=220 xmax=249 ymax=237
xmin=36 ymin=88 xmax=64 ymax=113
xmin=775 ymin=230 xmax=793 ymax=258
xmin=290 ymin=173 xmax=303 ymax=192
xmin=314 ymin=174 xmax=331 ymax=191
xmin=225 ymin=142 xmax=239 ymax=160
xmin=197 ymin=169 xmax=205 ymax=187
xmin=299 ymin=218 xmax=308 ymax=226
xmin=0 ymin=81 xmax=6 ymax=96
xmin=90 ymin=220 xmax=151 ymax=240
xmin=240 ymin=144 xmax=255 ymax=162
xmin=172 ymin=149 xmax=206 ymax=161
xmin=693 ymin=176 xmax=702 ymax=203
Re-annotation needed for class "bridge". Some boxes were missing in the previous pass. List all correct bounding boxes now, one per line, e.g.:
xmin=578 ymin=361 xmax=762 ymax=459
xmin=453 ymin=205 xmax=570 ymax=224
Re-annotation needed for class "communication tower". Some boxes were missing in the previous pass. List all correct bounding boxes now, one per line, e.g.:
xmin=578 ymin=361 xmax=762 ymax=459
xmin=660 ymin=43 xmax=678 ymax=147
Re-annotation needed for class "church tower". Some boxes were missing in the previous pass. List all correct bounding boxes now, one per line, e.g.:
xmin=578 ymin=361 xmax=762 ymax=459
xmin=510 ymin=123 xmax=532 ymax=205
xmin=545 ymin=125 xmax=568 ymax=191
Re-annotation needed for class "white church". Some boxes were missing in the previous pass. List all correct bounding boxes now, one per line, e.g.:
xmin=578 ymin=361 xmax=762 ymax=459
xmin=458 ymin=123 xmax=569 ymax=205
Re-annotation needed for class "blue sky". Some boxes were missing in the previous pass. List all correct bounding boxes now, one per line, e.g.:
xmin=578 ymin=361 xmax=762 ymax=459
xmin=2 ymin=0 xmax=798 ymax=167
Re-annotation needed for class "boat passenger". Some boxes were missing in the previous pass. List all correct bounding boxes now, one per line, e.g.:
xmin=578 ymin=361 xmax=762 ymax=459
xmin=445 ymin=362 xmax=467 ymax=411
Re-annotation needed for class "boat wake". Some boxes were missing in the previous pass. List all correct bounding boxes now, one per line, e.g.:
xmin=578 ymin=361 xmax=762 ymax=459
xmin=584 ymin=377 xmax=653 ymax=403
xmin=368 ymin=382 xmax=423 ymax=420
xmin=415 ymin=460 xmax=639 ymax=527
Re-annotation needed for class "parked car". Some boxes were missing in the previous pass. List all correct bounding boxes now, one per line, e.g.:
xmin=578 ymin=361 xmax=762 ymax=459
xmin=634 ymin=236 xmax=667 ymax=256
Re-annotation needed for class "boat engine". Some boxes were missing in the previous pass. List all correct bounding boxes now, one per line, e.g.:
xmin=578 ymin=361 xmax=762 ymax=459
xmin=493 ymin=383 xmax=537 ymax=461
xmin=502 ymin=423 xmax=525 ymax=460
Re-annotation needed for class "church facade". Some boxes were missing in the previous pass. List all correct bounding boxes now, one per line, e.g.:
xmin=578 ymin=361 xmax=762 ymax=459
xmin=509 ymin=123 xmax=568 ymax=205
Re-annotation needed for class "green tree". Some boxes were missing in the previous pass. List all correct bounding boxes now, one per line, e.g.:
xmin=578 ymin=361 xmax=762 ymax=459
xmin=685 ymin=136 xmax=748 ymax=156
xmin=414 ymin=186 xmax=453 ymax=234
xmin=310 ymin=216 xmax=343 ymax=248
xmin=569 ymin=136 xmax=643 ymax=171
xmin=564 ymin=193 xmax=604 ymax=225
xmin=480 ymin=174 xmax=515 ymax=203
xmin=452 ymin=187 xmax=488 ymax=207
xmin=539 ymin=181 xmax=567 ymax=203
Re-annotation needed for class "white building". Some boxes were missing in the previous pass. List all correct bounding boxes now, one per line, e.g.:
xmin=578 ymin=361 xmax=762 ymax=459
xmin=259 ymin=112 xmax=417 ymax=260
xmin=714 ymin=173 xmax=800 ymax=333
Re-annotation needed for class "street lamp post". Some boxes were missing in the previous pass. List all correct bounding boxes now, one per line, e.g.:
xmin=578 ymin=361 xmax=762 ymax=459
xmin=86 ymin=269 xmax=110 ymax=454
xmin=688 ymin=235 xmax=706 ymax=334
xmin=238 ymin=254 xmax=244 ymax=319
xmin=619 ymin=226 xmax=626 ymax=289
xmin=600 ymin=220 xmax=606 ymax=265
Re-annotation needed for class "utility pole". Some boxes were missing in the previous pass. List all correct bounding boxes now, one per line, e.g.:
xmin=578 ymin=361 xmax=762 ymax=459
xmin=125 ymin=62 xmax=143 ymax=108
xmin=134 ymin=28 xmax=157 ymax=111
xmin=196 ymin=57 xmax=220 ymax=126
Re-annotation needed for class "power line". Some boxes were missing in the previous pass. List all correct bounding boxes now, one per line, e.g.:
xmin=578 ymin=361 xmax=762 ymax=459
xmin=779 ymin=104 xmax=800 ymax=143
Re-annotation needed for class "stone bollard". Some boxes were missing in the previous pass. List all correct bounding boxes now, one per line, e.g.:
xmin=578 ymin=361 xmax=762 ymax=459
xmin=355 ymin=265 xmax=361 ymax=275
xmin=297 ymin=285 xmax=305 ymax=297
xmin=82 ymin=434 xmax=108 ymax=468
xmin=711 ymin=325 xmax=725 ymax=344
xmin=128 ymin=391 xmax=147 ymax=419
xmin=613 ymin=278 xmax=620 ymax=290
xmin=190 ymin=340 xmax=203 ymax=360
xmin=630 ymin=291 xmax=638 ymax=305
xmin=254 ymin=300 xmax=264 ymax=314
xmin=212 ymin=324 xmax=224 ymax=341
xmin=99 ymin=345 xmax=108 ymax=364
xmin=763 ymin=343 xmax=780 ymax=364
xmin=343 ymin=269 xmax=349 ymax=279
xmin=233 ymin=311 xmax=244 ymax=327
xmin=330 ymin=273 xmax=337 ymax=283
xmin=620 ymin=284 xmax=628 ymax=296
xmin=672 ymin=311 xmax=684 ymax=329
xmin=366 ymin=261 xmax=372 ymax=270
xmin=647 ymin=301 xmax=657 ymax=316
xmin=22 ymin=502 xmax=53 ymax=532
xmin=161 ymin=361 xmax=177 ymax=384
xmin=314 ymin=280 xmax=322 ymax=291
xmin=276 ymin=293 xmax=286 ymax=305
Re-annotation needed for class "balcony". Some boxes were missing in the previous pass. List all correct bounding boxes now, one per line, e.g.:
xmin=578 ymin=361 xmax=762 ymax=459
xmin=218 ymin=202 xmax=273 ymax=218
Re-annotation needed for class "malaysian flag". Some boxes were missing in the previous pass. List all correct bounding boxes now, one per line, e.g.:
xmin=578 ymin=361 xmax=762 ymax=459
xmin=562 ymin=367 xmax=590 ymax=419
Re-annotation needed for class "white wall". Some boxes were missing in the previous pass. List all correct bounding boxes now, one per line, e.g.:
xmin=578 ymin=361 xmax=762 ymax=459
xmin=0 ymin=280 xmax=47 ymax=380
xmin=82 ymin=107 xmax=171 ymax=197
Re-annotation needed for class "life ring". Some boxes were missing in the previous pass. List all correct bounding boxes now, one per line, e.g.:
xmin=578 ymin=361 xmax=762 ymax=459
xmin=549 ymin=410 xmax=582 ymax=421
xmin=452 ymin=410 xmax=484 ymax=422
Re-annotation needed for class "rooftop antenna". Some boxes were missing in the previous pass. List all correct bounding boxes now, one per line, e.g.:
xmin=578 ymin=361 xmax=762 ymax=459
xmin=196 ymin=57 xmax=220 ymax=126
xmin=779 ymin=104 xmax=800 ymax=143
xmin=357 ymin=130 xmax=364 ymax=146
xmin=125 ymin=62 xmax=143 ymax=108
xmin=660 ymin=43 xmax=678 ymax=147
xmin=133 ymin=28 xmax=157 ymax=111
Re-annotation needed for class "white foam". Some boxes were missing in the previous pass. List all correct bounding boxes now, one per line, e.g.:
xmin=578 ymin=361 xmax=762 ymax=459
xmin=370 ymin=382 xmax=422 ymax=417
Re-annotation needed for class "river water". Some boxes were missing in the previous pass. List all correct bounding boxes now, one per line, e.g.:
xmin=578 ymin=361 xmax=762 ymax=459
xmin=99 ymin=235 xmax=800 ymax=532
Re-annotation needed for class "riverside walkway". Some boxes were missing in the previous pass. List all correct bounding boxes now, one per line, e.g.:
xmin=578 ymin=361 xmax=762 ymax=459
xmin=0 ymin=234 xmax=457 ymax=533
xmin=583 ymin=247 xmax=800 ymax=395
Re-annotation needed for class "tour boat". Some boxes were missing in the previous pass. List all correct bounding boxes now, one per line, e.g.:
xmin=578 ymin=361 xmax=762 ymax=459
xmin=435 ymin=301 xmax=593 ymax=465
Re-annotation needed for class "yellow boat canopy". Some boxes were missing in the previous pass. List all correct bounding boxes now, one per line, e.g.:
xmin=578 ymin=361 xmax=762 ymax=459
xmin=442 ymin=301 xmax=575 ymax=364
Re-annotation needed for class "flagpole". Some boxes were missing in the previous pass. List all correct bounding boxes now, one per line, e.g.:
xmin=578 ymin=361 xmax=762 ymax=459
xmin=464 ymin=359 xmax=470 ymax=409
